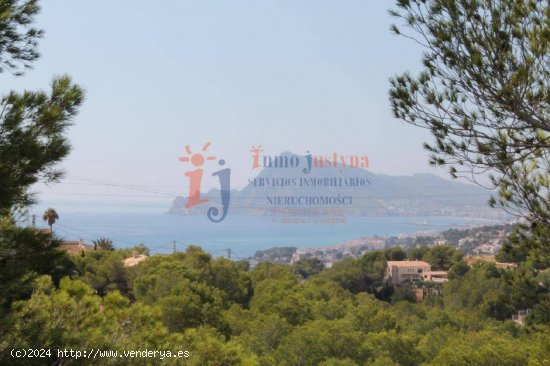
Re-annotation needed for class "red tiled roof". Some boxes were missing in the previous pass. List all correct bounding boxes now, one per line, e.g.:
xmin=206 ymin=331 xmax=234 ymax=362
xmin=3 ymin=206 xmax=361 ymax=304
xmin=387 ymin=260 xmax=431 ymax=267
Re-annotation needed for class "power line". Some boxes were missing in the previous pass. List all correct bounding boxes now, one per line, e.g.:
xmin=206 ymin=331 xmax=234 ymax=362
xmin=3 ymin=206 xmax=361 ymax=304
xmin=54 ymin=222 xmax=136 ymax=246
xmin=51 ymin=220 xmax=248 ymax=258
xmin=50 ymin=174 xmax=499 ymax=202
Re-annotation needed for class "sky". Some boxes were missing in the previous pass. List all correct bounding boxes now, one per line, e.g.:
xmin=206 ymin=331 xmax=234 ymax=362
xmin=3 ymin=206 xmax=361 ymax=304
xmin=2 ymin=0 xmax=450 ymax=213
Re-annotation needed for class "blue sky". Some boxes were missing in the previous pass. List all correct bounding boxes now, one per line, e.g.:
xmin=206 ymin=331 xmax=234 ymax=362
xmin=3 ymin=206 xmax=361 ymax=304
xmin=2 ymin=0 xmax=449 ymax=212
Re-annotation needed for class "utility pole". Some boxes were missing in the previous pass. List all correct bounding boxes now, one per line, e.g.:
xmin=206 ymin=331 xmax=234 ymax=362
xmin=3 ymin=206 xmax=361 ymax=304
xmin=173 ymin=240 xmax=176 ymax=254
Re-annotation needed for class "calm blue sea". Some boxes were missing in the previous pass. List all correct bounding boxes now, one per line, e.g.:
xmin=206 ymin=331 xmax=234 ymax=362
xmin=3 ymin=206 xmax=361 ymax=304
xmin=40 ymin=213 xmax=498 ymax=258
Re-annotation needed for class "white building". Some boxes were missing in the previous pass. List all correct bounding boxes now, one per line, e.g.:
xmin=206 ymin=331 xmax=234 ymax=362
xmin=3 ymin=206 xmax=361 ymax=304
xmin=385 ymin=260 xmax=431 ymax=286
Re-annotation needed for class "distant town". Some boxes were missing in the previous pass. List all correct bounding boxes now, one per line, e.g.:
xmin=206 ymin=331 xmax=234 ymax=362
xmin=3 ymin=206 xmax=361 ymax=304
xmin=251 ymin=222 xmax=517 ymax=268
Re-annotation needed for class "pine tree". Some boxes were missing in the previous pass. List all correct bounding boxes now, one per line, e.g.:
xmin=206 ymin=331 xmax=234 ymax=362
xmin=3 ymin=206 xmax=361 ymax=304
xmin=389 ymin=0 xmax=550 ymax=264
xmin=0 ymin=0 xmax=84 ymax=307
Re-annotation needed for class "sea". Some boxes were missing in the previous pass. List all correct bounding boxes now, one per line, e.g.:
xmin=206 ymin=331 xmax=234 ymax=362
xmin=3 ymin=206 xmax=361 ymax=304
xmin=36 ymin=211 xmax=500 ymax=258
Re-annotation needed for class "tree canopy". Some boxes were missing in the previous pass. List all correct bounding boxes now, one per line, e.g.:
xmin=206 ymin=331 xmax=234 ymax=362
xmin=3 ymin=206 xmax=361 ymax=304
xmin=0 ymin=0 xmax=42 ymax=75
xmin=0 ymin=0 xmax=83 ymax=310
xmin=389 ymin=0 xmax=550 ymax=261
xmin=2 ymin=246 xmax=550 ymax=365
